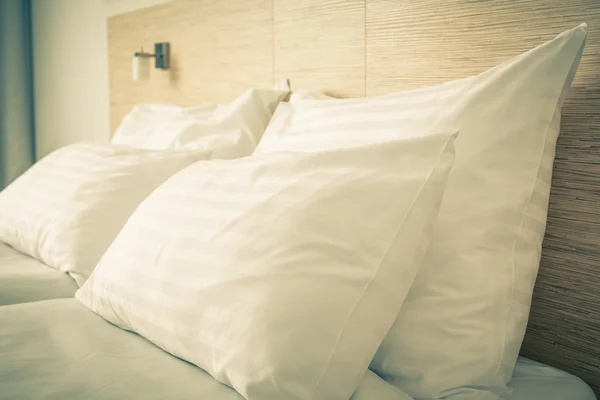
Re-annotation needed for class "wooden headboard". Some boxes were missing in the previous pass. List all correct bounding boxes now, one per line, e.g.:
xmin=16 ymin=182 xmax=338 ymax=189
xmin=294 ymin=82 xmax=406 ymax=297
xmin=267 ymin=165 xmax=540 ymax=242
xmin=108 ymin=0 xmax=600 ymax=394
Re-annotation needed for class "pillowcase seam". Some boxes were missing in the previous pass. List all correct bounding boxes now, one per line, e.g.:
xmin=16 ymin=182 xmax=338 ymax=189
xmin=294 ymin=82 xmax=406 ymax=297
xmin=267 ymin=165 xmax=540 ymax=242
xmin=309 ymin=137 xmax=452 ymax=399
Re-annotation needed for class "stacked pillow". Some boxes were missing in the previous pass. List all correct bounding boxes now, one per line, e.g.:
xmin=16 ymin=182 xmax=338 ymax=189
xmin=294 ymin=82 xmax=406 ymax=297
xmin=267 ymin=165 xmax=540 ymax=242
xmin=78 ymin=129 xmax=457 ymax=400
xmin=0 ymin=88 xmax=289 ymax=286
xmin=0 ymin=144 xmax=211 ymax=286
xmin=111 ymin=88 xmax=288 ymax=157
xmin=256 ymin=23 xmax=587 ymax=399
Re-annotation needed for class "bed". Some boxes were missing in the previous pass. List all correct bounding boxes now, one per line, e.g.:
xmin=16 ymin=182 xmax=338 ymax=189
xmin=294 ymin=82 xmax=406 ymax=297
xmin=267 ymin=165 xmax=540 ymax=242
xmin=0 ymin=242 xmax=76 ymax=306
xmin=0 ymin=299 xmax=594 ymax=400
xmin=109 ymin=1 xmax=600 ymax=394
xmin=1 ymin=0 xmax=598 ymax=399
xmin=108 ymin=0 xmax=600 ymax=394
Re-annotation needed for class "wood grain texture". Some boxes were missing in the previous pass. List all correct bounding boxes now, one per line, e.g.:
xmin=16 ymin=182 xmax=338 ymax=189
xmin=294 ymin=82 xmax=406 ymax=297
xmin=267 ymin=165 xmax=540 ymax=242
xmin=108 ymin=0 xmax=273 ymax=134
xmin=108 ymin=0 xmax=600 ymax=394
xmin=273 ymin=0 xmax=365 ymax=98
xmin=366 ymin=0 xmax=595 ymax=94
xmin=365 ymin=0 xmax=600 ymax=394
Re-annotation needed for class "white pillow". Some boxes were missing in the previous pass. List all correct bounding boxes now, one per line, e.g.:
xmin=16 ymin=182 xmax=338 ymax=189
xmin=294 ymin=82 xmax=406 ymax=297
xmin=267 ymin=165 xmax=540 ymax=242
xmin=257 ymin=24 xmax=587 ymax=399
xmin=0 ymin=143 xmax=212 ymax=286
xmin=111 ymin=88 xmax=288 ymax=157
xmin=77 ymin=130 xmax=457 ymax=400
xmin=289 ymin=90 xmax=333 ymax=102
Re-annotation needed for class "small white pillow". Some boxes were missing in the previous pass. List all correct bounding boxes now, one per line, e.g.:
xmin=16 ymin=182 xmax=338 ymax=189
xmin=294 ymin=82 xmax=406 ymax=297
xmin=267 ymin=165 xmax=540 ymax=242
xmin=289 ymin=90 xmax=333 ymax=102
xmin=257 ymin=24 xmax=587 ymax=399
xmin=77 ymin=130 xmax=457 ymax=400
xmin=112 ymin=88 xmax=288 ymax=157
xmin=0 ymin=143 xmax=212 ymax=285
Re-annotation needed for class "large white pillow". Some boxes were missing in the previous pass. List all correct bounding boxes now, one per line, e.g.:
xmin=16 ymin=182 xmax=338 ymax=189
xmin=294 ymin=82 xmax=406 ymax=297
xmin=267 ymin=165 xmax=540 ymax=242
xmin=256 ymin=24 xmax=587 ymax=399
xmin=76 ymin=130 xmax=457 ymax=400
xmin=0 ymin=143 xmax=212 ymax=286
xmin=111 ymin=88 xmax=288 ymax=157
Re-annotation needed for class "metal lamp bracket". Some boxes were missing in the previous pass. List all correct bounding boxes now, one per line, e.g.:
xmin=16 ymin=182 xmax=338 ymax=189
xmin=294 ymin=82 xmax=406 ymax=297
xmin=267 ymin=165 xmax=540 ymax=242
xmin=134 ymin=42 xmax=170 ymax=70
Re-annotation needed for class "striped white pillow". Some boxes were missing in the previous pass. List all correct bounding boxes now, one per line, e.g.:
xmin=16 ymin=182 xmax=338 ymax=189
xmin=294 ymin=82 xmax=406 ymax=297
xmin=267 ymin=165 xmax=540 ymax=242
xmin=0 ymin=143 xmax=212 ymax=285
xmin=256 ymin=24 xmax=588 ymax=400
xmin=112 ymin=88 xmax=288 ymax=157
xmin=77 ymin=131 xmax=457 ymax=400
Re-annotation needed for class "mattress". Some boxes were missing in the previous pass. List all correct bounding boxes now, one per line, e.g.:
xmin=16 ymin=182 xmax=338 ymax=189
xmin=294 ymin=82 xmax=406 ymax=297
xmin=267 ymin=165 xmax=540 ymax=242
xmin=0 ymin=298 xmax=594 ymax=400
xmin=0 ymin=242 xmax=77 ymax=305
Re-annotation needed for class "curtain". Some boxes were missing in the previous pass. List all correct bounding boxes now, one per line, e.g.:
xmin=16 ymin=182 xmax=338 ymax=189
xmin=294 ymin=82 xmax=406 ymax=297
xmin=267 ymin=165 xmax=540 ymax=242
xmin=0 ymin=0 xmax=35 ymax=189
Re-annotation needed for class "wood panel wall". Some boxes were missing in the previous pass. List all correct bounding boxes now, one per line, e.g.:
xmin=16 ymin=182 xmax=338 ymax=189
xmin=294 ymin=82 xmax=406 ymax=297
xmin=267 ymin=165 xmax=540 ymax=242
xmin=108 ymin=0 xmax=273 ymax=133
xmin=108 ymin=0 xmax=600 ymax=394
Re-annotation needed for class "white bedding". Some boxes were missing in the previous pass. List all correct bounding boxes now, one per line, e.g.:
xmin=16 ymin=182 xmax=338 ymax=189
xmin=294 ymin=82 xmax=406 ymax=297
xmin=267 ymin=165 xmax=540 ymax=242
xmin=0 ymin=298 xmax=593 ymax=400
xmin=511 ymin=357 xmax=596 ymax=400
xmin=0 ymin=299 xmax=412 ymax=400
xmin=0 ymin=268 xmax=593 ymax=400
xmin=0 ymin=242 xmax=77 ymax=306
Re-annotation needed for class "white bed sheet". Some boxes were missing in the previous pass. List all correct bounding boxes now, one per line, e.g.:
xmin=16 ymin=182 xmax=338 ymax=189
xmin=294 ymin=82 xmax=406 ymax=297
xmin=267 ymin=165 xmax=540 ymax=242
xmin=0 ymin=299 xmax=411 ymax=400
xmin=0 ymin=298 xmax=594 ymax=400
xmin=0 ymin=242 xmax=77 ymax=306
xmin=511 ymin=356 xmax=596 ymax=400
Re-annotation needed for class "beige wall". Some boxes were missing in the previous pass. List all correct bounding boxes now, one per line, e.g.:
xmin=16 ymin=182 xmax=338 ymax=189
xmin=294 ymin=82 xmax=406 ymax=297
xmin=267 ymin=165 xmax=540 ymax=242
xmin=105 ymin=0 xmax=173 ymax=17
xmin=31 ymin=0 xmax=173 ymax=159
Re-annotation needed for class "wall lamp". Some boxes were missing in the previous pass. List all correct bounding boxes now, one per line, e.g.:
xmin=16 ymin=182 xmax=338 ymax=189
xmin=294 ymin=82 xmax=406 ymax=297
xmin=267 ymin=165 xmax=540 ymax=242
xmin=132 ymin=42 xmax=170 ymax=81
